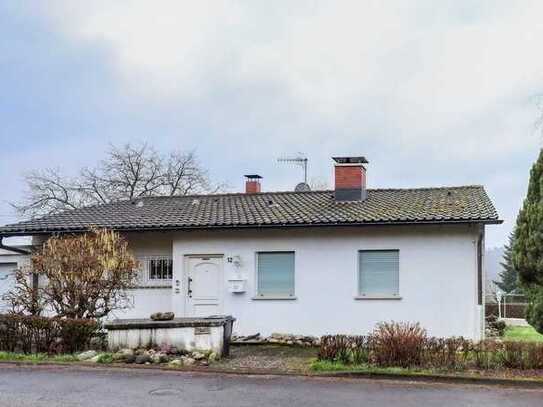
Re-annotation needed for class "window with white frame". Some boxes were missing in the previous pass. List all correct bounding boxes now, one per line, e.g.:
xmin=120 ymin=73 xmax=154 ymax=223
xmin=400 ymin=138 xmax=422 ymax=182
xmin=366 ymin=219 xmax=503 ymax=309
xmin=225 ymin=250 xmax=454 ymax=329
xmin=256 ymin=252 xmax=295 ymax=298
xmin=358 ymin=250 xmax=399 ymax=297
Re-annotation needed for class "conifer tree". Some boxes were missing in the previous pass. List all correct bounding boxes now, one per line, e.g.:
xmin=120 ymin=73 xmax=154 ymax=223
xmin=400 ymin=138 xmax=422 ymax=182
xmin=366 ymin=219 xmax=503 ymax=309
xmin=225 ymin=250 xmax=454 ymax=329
xmin=513 ymin=149 xmax=543 ymax=333
xmin=495 ymin=232 xmax=518 ymax=294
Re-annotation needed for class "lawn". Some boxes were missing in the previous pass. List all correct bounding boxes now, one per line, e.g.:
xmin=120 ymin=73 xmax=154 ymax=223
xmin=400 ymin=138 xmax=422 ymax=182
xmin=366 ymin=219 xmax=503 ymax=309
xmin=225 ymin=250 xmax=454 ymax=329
xmin=0 ymin=352 xmax=78 ymax=363
xmin=504 ymin=326 xmax=543 ymax=342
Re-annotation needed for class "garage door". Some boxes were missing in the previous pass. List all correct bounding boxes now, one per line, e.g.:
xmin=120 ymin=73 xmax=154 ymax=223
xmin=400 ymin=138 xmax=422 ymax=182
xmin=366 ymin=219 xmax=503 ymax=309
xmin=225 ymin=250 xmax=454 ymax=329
xmin=0 ymin=263 xmax=16 ymax=312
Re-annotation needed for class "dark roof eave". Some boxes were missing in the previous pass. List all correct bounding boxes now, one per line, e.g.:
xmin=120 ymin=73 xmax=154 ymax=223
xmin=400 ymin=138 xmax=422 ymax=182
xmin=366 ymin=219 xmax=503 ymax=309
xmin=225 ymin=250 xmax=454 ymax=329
xmin=0 ymin=218 xmax=503 ymax=238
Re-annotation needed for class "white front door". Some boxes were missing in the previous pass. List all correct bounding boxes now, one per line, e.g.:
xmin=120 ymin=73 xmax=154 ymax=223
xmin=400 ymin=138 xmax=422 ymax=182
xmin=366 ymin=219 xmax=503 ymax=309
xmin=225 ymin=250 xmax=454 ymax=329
xmin=0 ymin=263 xmax=16 ymax=312
xmin=185 ymin=256 xmax=223 ymax=317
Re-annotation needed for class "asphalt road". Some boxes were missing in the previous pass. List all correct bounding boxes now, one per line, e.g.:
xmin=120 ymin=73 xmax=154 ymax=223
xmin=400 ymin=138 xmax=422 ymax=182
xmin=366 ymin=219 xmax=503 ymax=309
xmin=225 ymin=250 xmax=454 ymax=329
xmin=0 ymin=365 xmax=542 ymax=407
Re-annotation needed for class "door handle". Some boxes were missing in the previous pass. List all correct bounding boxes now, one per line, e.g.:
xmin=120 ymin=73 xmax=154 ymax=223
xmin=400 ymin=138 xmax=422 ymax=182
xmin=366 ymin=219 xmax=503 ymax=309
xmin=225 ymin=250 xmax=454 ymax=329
xmin=188 ymin=277 xmax=193 ymax=298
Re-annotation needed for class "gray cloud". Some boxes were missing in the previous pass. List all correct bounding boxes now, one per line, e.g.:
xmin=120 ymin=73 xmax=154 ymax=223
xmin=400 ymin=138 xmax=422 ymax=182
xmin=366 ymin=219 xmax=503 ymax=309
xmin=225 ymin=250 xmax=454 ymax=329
xmin=2 ymin=1 xmax=543 ymax=247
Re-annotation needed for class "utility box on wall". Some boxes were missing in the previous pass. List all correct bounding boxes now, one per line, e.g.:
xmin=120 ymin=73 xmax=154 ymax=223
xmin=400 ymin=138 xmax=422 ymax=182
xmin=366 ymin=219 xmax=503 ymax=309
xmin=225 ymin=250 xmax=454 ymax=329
xmin=228 ymin=279 xmax=246 ymax=293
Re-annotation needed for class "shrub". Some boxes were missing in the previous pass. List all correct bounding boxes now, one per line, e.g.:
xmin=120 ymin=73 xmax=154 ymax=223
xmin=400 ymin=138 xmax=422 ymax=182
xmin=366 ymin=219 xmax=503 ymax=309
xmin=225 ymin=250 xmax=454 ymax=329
xmin=319 ymin=335 xmax=354 ymax=362
xmin=351 ymin=336 xmax=371 ymax=365
xmin=471 ymin=340 xmax=501 ymax=370
xmin=523 ymin=342 xmax=543 ymax=369
xmin=318 ymin=335 xmax=370 ymax=364
xmin=0 ymin=314 xmax=100 ymax=354
xmin=422 ymin=337 xmax=470 ymax=370
xmin=485 ymin=315 xmax=507 ymax=337
xmin=317 ymin=321 xmax=543 ymax=371
xmin=371 ymin=322 xmax=427 ymax=368
xmin=6 ymin=229 xmax=138 ymax=319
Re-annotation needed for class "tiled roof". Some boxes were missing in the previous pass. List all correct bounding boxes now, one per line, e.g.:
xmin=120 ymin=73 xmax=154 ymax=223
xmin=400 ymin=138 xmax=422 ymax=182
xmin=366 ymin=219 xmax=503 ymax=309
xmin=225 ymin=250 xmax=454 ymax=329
xmin=0 ymin=186 xmax=501 ymax=236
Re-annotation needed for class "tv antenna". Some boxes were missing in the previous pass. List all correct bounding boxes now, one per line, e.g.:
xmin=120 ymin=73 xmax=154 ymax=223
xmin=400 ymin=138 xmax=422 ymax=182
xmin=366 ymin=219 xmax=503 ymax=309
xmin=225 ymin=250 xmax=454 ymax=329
xmin=277 ymin=153 xmax=308 ymax=184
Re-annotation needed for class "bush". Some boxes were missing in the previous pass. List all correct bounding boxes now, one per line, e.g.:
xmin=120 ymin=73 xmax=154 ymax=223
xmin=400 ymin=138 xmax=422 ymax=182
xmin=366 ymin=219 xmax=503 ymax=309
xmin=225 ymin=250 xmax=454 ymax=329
xmin=486 ymin=315 xmax=507 ymax=337
xmin=318 ymin=335 xmax=370 ymax=365
xmin=371 ymin=322 xmax=427 ymax=368
xmin=0 ymin=314 xmax=100 ymax=354
xmin=6 ymin=229 xmax=138 ymax=319
xmin=422 ymin=337 xmax=470 ymax=370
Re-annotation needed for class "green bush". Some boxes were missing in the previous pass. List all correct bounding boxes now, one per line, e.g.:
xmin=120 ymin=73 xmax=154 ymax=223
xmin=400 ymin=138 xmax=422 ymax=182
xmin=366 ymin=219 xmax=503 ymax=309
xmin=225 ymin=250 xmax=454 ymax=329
xmin=0 ymin=314 xmax=100 ymax=354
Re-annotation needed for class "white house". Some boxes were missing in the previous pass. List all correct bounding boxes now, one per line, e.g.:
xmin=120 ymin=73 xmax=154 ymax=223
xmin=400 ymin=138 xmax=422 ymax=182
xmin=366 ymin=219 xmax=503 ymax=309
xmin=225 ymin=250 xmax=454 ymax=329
xmin=0 ymin=157 xmax=501 ymax=340
xmin=0 ymin=243 xmax=31 ymax=313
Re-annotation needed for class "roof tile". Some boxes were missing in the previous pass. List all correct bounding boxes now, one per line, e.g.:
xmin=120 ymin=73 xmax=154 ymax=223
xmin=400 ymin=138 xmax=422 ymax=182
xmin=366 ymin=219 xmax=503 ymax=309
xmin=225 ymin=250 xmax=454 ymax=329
xmin=0 ymin=186 xmax=501 ymax=235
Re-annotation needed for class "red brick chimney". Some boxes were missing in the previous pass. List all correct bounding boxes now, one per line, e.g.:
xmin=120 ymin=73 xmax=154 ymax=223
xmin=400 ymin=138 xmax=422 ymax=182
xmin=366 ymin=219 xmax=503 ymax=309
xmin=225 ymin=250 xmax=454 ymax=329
xmin=333 ymin=156 xmax=369 ymax=201
xmin=245 ymin=174 xmax=262 ymax=194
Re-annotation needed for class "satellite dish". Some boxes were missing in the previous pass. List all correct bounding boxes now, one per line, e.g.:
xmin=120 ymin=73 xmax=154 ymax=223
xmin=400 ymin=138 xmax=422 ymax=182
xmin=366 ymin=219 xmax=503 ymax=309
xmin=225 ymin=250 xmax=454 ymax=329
xmin=295 ymin=182 xmax=311 ymax=192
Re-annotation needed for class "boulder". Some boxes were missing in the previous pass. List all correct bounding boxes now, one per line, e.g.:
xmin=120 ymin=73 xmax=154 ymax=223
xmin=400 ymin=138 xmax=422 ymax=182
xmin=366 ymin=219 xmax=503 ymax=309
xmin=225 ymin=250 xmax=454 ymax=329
xmin=77 ymin=350 xmax=98 ymax=361
xmin=88 ymin=354 xmax=102 ymax=363
xmin=181 ymin=356 xmax=195 ymax=366
xmin=151 ymin=353 xmax=169 ymax=364
xmin=150 ymin=312 xmax=175 ymax=321
xmin=208 ymin=352 xmax=218 ymax=362
xmin=112 ymin=348 xmax=134 ymax=362
xmin=112 ymin=353 xmax=126 ymax=362
xmin=191 ymin=352 xmax=205 ymax=360
xmin=168 ymin=359 xmax=183 ymax=367
xmin=135 ymin=354 xmax=151 ymax=364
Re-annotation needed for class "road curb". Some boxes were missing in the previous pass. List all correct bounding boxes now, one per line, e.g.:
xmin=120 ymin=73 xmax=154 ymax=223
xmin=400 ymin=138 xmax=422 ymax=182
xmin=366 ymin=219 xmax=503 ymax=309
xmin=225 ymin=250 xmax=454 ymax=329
xmin=318 ymin=370 xmax=543 ymax=389
xmin=1 ymin=360 xmax=543 ymax=389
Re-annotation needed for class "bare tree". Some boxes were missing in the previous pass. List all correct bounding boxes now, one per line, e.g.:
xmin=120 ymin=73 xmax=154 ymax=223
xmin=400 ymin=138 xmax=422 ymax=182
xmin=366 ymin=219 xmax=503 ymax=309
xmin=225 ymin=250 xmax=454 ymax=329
xmin=13 ymin=144 xmax=224 ymax=217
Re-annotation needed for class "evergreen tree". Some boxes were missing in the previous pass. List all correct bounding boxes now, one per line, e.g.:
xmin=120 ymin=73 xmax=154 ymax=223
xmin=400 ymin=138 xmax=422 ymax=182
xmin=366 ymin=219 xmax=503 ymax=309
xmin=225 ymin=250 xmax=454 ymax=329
xmin=494 ymin=232 xmax=519 ymax=294
xmin=513 ymin=149 xmax=543 ymax=333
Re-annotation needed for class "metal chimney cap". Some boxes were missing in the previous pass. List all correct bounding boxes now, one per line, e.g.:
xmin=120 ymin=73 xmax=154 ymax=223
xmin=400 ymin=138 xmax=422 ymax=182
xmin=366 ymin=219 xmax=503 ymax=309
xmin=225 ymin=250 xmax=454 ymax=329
xmin=244 ymin=174 xmax=263 ymax=179
xmin=332 ymin=156 xmax=369 ymax=164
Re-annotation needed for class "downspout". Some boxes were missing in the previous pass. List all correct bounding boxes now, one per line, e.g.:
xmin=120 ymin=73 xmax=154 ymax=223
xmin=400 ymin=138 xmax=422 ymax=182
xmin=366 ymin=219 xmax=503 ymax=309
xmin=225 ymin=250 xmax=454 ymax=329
xmin=0 ymin=236 xmax=31 ymax=255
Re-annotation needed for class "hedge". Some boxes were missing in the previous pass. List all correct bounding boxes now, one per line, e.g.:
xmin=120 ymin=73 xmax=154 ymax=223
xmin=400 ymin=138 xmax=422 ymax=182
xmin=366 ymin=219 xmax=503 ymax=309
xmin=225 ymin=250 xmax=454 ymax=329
xmin=485 ymin=303 xmax=527 ymax=319
xmin=319 ymin=322 xmax=543 ymax=370
xmin=0 ymin=314 xmax=101 ymax=354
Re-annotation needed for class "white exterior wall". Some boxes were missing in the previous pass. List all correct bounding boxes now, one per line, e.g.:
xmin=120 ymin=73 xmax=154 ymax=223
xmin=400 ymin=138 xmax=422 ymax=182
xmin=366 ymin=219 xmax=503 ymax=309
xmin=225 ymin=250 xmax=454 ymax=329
xmin=0 ymin=248 xmax=31 ymax=311
xmin=9 ymin=226 xmax=484 ymax=339
xmin=109 ymin=233 xmax=173 ymax=320
xmin=121 ymin=224 xmax=483 ymax=340
xmin=175 ymin=225 xmax=481 ymax=339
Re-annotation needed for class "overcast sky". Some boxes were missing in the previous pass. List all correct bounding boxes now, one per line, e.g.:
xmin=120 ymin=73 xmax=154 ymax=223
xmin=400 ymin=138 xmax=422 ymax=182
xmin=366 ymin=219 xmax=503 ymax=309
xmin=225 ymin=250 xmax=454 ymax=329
xmin=1 ymin=1 xmax=542 ymax=248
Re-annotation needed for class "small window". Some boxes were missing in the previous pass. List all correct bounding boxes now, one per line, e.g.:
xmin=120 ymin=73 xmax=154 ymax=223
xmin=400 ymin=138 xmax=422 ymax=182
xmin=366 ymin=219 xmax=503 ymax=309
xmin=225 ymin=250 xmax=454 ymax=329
xmin=148 ymin=258 xmax=173 ymax=280
xmin=358 ymin=250 xmax=399 ymax=297
xmin=257 ymin=252 xmax=295 ymax=297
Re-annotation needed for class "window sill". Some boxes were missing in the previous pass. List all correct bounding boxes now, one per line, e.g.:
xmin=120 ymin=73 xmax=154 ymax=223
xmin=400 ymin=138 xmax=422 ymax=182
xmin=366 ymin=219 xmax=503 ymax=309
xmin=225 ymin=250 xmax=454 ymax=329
xmin=252 ymin=296 xmax=298 ymax=301
xmin=354 ymin=295 xmax=402 ymax=300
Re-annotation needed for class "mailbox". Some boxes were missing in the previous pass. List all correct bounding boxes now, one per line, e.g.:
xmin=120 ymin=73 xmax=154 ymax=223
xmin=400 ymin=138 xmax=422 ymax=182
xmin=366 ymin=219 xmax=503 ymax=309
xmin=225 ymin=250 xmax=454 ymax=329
xmin=228 ymin=279 xmax=246 ymax=293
